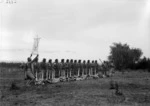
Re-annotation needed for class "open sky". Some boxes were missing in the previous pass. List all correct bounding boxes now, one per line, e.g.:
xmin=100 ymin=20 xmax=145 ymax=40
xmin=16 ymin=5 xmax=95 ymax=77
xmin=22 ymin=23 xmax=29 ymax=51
xmin=0 ymin=0 xmax=150 ymax=62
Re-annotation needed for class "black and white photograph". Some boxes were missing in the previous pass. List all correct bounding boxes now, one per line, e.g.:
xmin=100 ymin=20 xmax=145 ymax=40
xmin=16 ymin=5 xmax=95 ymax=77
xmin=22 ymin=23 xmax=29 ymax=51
xmin=0 ymin=0 xmax=150 ymax=105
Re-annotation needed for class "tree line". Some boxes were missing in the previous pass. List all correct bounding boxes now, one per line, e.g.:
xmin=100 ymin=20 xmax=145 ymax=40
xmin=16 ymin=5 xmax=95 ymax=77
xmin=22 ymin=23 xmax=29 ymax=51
xmin=108 ymin=42 xmax=150 ymax=71
xmin=0 ymin=62 xmax=22 ymax=68
xmin=0 ymin=42 xmax=149 ymax=72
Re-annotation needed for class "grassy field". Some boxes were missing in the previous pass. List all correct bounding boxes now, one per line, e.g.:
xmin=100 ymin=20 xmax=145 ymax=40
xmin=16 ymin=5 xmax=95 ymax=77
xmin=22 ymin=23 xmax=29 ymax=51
xmin=0 ymin=69 xmax=150 ymax=106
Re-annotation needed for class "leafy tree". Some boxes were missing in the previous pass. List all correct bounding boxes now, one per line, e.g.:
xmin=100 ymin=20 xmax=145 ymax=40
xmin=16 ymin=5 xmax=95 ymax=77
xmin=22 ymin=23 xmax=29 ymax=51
xmin=108 ymin=43 xmax=142 ymax=70
xmin=136 ymin=57 xmax=150 ymax=70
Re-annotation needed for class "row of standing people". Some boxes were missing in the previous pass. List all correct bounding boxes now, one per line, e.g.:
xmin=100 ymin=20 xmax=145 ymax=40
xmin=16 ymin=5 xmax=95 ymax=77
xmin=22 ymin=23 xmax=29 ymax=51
xmin=24 ymin=54 xmax=102 ymax=85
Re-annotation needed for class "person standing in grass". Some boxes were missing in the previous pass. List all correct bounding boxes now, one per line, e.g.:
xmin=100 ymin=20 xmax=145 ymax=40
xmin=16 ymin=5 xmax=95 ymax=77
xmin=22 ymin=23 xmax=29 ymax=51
xmin=53 ymin=59 xmax=60 ymax=78
xmin=25 ymin=54 xmax=39 ymax=86
xmin=65 ymin=59 xmax=70 ymax=78
xmin=32 ymin=57 xmax=40 ymax=82
xmin=48 ymin=59 xmax=54 ymax=80
xmin=77 ymin=60 xmax=81 ymax=77
xmin=94 ymin=60 xmax=99 ymax=75
xmin=69 ymin=59 xmax=74 ymax=78
xmin=87 ymin=60 xmax=91 ymax=76
xmin=60 ymin=59 xmax=65 ymax=78
xmin=73 ymin=60 xmax=77 ymax=77
xmin=40 ymin=58 xmax=48 ymax=81
xmin=91 ymin=60 xmax=95 ymax=76
xmin=82 ymin=60 xmax=86 ymax=76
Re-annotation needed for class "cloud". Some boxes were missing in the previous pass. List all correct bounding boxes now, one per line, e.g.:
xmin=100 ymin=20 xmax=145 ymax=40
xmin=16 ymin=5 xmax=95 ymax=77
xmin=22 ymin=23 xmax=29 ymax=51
xmin=1 ymin=0 xmax=150 ymax=61
xmin=6 ymin=0 xmax=143 ymax=37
